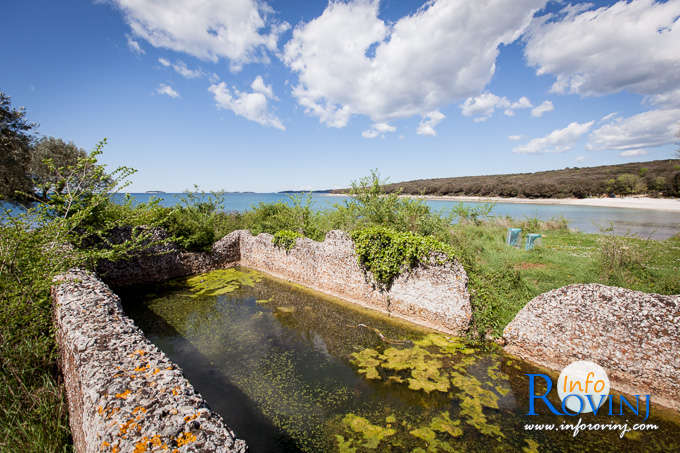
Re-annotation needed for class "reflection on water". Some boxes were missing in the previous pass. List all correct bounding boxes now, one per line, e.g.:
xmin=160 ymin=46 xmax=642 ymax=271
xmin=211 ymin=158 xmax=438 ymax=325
xmin=122 ymin=268 xmax=680 ymax=453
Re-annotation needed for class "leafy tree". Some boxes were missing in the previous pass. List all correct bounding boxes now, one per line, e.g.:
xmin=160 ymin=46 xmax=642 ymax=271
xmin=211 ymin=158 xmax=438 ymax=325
xmin=29 ymin=136 xmax=88 ymax=200
xmin=0 ymin=91 xmax=36 ymax=202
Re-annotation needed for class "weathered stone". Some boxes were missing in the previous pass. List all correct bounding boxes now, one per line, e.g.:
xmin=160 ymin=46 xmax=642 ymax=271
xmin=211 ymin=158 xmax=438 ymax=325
xmin=503 ymin=283 xmax=680 ymax=411
xmin=230 ymin=229 xmax=471 ymax=334
xmin=96 ymin=226 xmax=215 ymax=288
xmin=53 ymin=269 xmax=247 ymax=453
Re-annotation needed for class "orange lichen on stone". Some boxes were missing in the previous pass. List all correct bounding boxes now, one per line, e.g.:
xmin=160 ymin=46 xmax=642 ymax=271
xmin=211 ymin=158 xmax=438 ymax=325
xmin=153 ymin=368 xmax=160 ymax=375
xmin=115 ymin=389 xmax=131 ymax=399
xmin=135 ymin=349 xmax=146 ymax=356
xmin=134 ymin=363 xmax=149 ymax=372
xmin=112 ymin=446 xmax=120 ymax=453
xmin=100 ymin=440 xmax=110 ymax=449
xmin=133 ymin=406 xmax=147 ymax=414
xmin=176 ymin=432 xmax=197 ymax=447
xmin=184 ymin=413 xmax=198 ymax=422
xmin=118 ymin=418 xmax=140 ymax=435
xmin=133 ymin=437 xmax=148 ymax=453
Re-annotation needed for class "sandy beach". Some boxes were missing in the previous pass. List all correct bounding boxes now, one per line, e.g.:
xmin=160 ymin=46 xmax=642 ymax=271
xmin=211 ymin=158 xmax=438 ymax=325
xmin=324 ymin=193 xmax=680 ymax=212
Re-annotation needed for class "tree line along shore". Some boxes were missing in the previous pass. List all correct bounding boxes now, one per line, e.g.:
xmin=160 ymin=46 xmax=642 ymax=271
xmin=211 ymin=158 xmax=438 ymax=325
xmin=331 ymin=160 xmax=680 ymax=199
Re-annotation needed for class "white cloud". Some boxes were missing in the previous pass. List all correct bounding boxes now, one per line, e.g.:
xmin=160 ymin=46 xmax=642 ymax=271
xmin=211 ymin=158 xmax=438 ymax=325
xmin=524 ymin=0 xmax=680 ymax=105
xmin=283 ymin=0 xmax=545 ymax=127
xmin=251 ymin=75 xmax=275 ymax=99
xmin=531 ymin=100 xmax=554 ymax=117
xmin=111 ymin=0 xmax=289 ymax=70
xmin=417 ymin=111 xmax=446 ymax=136
xmin=620 ymin=149 xmax=649 ymax=157
xmin=575 ymin=155 xmax=585 ymax=162
xmin=508 ymin=135 xmax=523 ymax=141
xmin=599 ymin=112 xmax=618 ymax=123
xmin=461 ymin=92 xmax=536 ymax=121
xmin=172 ymin=60 xmax=203 ymax=79
xmin=461 ymin=92 xmax=510 ymax=122
xmin=156 ymin=83 xmax=179 ymax=98
xmin=126 ymin=34 xmax=145 ymax=54
xmin=362 ymin=122 xmax=396 ymax=139
xmin=587 ymin=109 xmax=680 ymax=151
xmin=513 ymin=120 xmax=594 ymax=154
xmin=158 ymin=58 xmax=203 ymax=78
xmin=208 ymin=78 xmax=284 ymax=130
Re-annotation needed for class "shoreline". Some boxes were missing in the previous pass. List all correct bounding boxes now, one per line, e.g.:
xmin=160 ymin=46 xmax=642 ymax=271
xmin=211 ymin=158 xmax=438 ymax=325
xmin=323 ymin=193 xmax=680 ymax=213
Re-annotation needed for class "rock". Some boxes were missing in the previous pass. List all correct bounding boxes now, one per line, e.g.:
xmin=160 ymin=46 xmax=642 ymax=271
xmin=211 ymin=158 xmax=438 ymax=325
xmin=503 ymin=283 xmax=680 ymax=410
xmin=234 ymin=229 xmax=471 ymax=334
xmin=52 ymin=269 xmax=247 ymax=453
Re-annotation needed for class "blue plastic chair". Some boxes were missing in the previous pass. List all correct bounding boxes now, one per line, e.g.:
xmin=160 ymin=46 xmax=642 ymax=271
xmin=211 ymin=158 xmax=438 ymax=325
xmin=525 ymin=233 xmax=541 ymax=250
xmin=506 ymin=228 xmax=521 ymax=247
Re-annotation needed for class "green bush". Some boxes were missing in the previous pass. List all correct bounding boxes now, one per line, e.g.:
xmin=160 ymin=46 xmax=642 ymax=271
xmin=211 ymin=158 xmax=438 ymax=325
xmin=272 ymin=230 xmax=303 ymax=251
xmin=0 ymin=141 xmax=161 ymax=451
xmin=350 ymin=226 xmax=457 ymax=290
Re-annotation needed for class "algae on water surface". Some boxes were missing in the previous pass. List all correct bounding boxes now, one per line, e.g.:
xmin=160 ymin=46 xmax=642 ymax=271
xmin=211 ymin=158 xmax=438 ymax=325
xmin=122 ymin=267 xmax=680 ymax=453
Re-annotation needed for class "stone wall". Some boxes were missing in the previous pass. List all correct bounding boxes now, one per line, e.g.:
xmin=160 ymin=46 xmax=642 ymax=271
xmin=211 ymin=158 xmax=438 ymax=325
xmin=503 ymin=283 xmax=680 ymax=411
xmin=53 ymin=269 xmax=247 ymax=453
xmin=219 ymin=229 xmax=471 ymax=335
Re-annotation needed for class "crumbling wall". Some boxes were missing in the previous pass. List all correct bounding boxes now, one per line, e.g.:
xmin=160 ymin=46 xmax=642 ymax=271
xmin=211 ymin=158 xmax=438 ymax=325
xmin=52 ymin=269 xmax=247 ymax=453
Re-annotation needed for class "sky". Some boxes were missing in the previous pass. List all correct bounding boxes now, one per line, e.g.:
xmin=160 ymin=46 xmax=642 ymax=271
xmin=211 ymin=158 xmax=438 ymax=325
xmin=1 ymin=0 xmax=679 ymax=192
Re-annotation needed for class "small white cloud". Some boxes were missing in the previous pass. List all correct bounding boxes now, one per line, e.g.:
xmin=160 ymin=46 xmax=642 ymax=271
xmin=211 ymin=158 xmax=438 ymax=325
xmin=209 ymin=78 xmax=285 ymax=130
xmin=158 ymin=58 xmax=203 ymax=78
xmin=156 ymin=83 xmax=179 ymax=98
xmin=126 ymin=35 xmax=145 ymax=55
xmin=172 ymin=60 xmax=203 ymax=78
xmin=575 ymin=155 xmax=585 ymax=162
xmin=508 ymin=135 xmax=523 ymax=141
xmin=251 ymin=76 xmax=275 ymax=99
xmin=620 ymin=149 xmax=648 ymax=157
xmin=461 ymin=92 xmax=535 ymax=121
xmin=362 ymin=122 xmax=396 ymax=139
xmin=417 ymin=111 xmax=445 ymax=136
xmin=513 ymin=120 xmax=594 ymax=154
xmin=599 ymin=112 xmax=618 ymax=123
xmin=531 ymin=100 xmax=554 ymax=117
xmin=588 ymin=108 xmax=680 ymax=151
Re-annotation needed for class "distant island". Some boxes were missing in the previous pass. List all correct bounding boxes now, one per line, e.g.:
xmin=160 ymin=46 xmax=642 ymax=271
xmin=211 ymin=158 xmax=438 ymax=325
xmin=145 ymin=190 xmax=166 ymax=194
xmin=331 ymin=160 xmax=680 ymax=199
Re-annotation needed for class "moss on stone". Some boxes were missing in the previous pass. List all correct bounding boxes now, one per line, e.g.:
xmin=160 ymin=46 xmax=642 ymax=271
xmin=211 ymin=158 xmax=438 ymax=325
xmin=185 ymin=268 xmax=262 ymax=297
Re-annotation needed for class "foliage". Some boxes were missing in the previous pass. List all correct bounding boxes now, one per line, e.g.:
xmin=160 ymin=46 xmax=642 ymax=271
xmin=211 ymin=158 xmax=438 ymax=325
xmin=272 ymin=229 xmax=303 ymax=251
xmin=0 ymin=141 xmax=162 ymax=452
xmin=340 ymin=159 xmax=680 ymax=198
xmin=350 ymin=226 xmax=457 ymax=290
xmin=243 ymin=193 xmax=328 ymax=241
xmin=0 ymin=91 xmax=36 ymax=203
xmin=328 ymin=170 xmax=454 ymax=239
xmin=157 ymin=188 xmax=243 ymax=252
xmin=28 ymin=137 xmax=97 ymax=201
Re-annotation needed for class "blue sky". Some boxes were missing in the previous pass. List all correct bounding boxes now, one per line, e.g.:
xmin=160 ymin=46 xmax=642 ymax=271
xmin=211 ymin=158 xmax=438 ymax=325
xmin=2 ymin=0 xmax=679 ymax=192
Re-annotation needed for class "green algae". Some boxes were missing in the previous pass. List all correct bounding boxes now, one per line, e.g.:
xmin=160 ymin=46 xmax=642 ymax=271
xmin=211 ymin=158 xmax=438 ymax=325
xmin=350 ymin=348 xmax=382 ymax=380
xmin=429 ymin=412 xmax=463 ymax=438
xmin=342 ymin=414 xmax=396 ymax=449
xmin=185 ymin=268 xmax=262 ymax=297
xmin=124 ymin=266 xmax=680 ymax=453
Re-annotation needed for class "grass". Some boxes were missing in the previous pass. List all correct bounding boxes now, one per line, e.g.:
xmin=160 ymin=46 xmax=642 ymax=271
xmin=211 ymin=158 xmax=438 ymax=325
xmin=2 ymin=162 xmax=679 ymax=452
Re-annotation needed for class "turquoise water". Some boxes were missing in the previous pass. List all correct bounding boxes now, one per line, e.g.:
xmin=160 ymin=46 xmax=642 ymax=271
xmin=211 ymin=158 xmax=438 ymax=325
xmin=109 ymin=192 xmax=680 ymax=240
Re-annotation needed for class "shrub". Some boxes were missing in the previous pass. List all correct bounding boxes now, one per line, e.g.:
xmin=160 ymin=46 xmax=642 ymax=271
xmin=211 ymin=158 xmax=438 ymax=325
xmin=272 ymin=229 xmax=303 ymax=251
xmin=350 ymin=226 xmax=457 ymax=290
